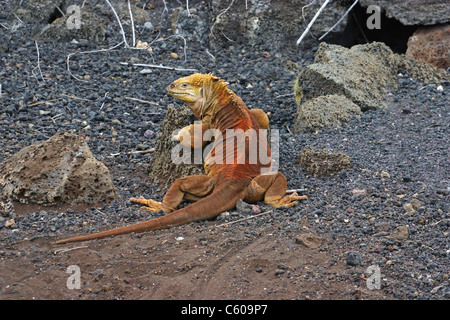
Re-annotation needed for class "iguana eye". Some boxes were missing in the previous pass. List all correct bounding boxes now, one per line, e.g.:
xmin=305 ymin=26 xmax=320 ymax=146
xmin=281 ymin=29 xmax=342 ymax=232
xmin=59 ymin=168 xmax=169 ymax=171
xmin=181 ymin=83 xmax=189 ymax=88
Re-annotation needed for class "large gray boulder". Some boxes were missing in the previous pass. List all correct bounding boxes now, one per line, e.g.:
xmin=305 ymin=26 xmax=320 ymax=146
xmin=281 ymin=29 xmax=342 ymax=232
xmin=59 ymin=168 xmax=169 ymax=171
xmin=295 ymin=42 xmax=398 ymax=112
xmin=0 ymin=132 xmax=118 ymax=206
xmin=294 ymin=94 xmax=361 ymax=133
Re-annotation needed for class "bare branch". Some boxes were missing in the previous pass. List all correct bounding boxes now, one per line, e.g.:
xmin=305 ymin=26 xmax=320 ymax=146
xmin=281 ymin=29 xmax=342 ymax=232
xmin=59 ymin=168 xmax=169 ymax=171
xmin=105 ymin=0 xmax=130 ymax=48
xmin=34 ymin=41 xmax=45 ymax=83
xmin=215 ymin=210 xmax=273 ymax=228
xmin=130 ymin=63 xmax=197 ymax=72
xmin=296 ymin=0 xmax=331 ymax=45
xmin=319 ymin=0 xmax=359 ymax=41
xmin=67 ymin=41 xmax=124 ymax=81
xmin=127 ymin=0 xmax=136 ymax=47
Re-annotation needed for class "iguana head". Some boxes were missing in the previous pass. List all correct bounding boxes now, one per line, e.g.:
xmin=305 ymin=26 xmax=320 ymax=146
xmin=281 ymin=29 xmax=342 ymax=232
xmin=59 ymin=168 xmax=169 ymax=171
xmin=167 ymin=73 xmax=229 ymax=119
xmin=166 ymin=73 xmax=207 ymax=104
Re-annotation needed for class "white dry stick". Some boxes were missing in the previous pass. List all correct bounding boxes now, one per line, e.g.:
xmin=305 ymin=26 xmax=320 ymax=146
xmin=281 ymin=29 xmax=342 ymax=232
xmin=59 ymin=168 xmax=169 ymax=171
xmin=0 ymin=84 xmax=2 ymax=98
xmin=34 ymin=41 xmax=45 ymax=82
xmin=54 ymin=245 xmax=88 ymax=254
xmin=296 ymin=0 xmax=331 ymax=45
xmin=131 ymin=63 xmax=197 ymax=72
xmin=186 ymin=0 xmax=191 ymax=16
xmin=318 ymin=0 xmax=359 ymax=41
xmin=127 ymin=0 xmax=136 ymax=47
xmin=67 ymin=41 xmax=124 ymax=81
xmin=205 ymin=49 xmax=216 ymax=61
xmin=210 ymin=0 xmax=236 ymax=37
xmin=215 ymin=210 xmax=274 ymax=228
xmin=105 ymin=0 xmax=130 ymax=48
xmin=162 ymin=0 xmax=168 ymax=12
xmin=124 ymin=96 xmax=159 ymax=105
xmin=301 ymin=0 xmax=318 ymax=39
xmin=302 ymin=0 xmax=318 ymax=21
xmin=156 ymin=34 xmax=188 ymax=62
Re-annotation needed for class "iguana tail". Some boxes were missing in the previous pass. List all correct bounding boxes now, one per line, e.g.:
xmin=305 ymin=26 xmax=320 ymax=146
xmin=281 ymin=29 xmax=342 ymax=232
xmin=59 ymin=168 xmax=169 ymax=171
xmin=55 ymin=184 xmax=243 ymax=244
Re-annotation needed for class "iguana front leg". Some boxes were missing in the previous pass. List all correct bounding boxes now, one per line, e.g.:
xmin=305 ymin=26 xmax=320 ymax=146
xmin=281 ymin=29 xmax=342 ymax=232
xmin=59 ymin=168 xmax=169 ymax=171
xmin=243 ymin=172 xmax=307 ymax=208
xmin=173 ymin=109 xmax=269 ymax=149
xmin=130 ymin=175 xmax=216 ymax=212
xmin=173 ymin=122 xmax=211 ymax=148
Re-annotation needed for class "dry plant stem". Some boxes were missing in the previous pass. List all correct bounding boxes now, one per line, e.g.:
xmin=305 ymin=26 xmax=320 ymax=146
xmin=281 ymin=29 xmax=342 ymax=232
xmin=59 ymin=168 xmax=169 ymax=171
xmin=156 ymin=35 xmax=188 ymax=62
xmin=319 ymin=0 xmax=359 ymax=41
xmin=131 ymin=63 xmax=197 ymax=72
xmin=127 ymin=0 xmax=136 ymax=47
xmin=60 ymin=93 xmax=91 ymax=101
xmin=34 ymin=41 xmax=45 ymax=82
xmin=162 ymin=0 xmax=168 ymax=12
xmin=27 ymin=98 xmax=62 ymax=107
xmin=54 ymin=245 xmax=88 ymax=254
xmin=210 ymin=0 xmax=236 ymax=37
xmin=186 ymin=0 xmax=191 ymax=16
xmin=124 ymin=96 xmax=159 ymax=105
xmin=297 ymin=0 xmax=331 ymax=45
xmin=105 ymin=0 xmax=130 ymax=48
xmin=215 ymin=210 xmax=273 ymax=228
xmin=301 ymin=0 xmax=318 ymax=39
xmin=67 ymin=41 xmax=124 ymax=81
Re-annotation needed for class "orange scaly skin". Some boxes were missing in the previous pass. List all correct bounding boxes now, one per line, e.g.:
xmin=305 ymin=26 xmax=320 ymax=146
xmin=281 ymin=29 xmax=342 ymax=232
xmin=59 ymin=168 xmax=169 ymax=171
xmin=56 ymin=73 xmax=306 ymax=244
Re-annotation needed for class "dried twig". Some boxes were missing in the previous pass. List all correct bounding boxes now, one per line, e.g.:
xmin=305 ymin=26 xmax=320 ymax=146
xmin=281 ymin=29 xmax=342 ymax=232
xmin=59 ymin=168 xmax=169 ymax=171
xmin=275 ymin=93 xmax=294 ymax=99
xmin=124 ymin=96 xmax=159 ymax=105
xmin=105 ymin=0 xmax=130 ymax=48
xmin=301 ymin=0 xmax=319 ymax=39
xmin=130 ymin=62 xmax=197 ymax=72
xmin=318 ymin=0 xmax=359 ymax=41
xmin=156 ymin=34 xmax=188 ymax=62
xmin=186 ymin=0 xmax=191 ymax=16
xmin=127 ymin=0 xmax=136 ymax=47
xmin=28 ymin=98 xmax=62 ymax=107
xmin=60 ymin=93 xmax=91 ymax=101
xmin=129 ymin=148 xmax=155 ymax=155
xmin=205 ymin=49 xmax=216 ymax=61
xmin=210 ymin=0 xmax=236 ymax=37
xmin=34 ymin=41 xmax=45 ymax=83
xmin=67 ymin=41 xmax=124 ymax=81
xmin=297 ymin=0 xmax=331 ymax=45
xmin=110 ymin=148 xmax=155 ymax=157
xmin=162 ymin=0 xmax=168 ymax=12
xmin=54 ymin=245 xmax=88 ymax=254
xmin=215 ymin=210 xmax=273 ymax=228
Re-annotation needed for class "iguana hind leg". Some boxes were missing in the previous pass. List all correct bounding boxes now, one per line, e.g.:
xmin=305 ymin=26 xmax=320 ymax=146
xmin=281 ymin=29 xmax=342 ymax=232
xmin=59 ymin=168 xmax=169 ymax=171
xmin=130 ymin=175 xmax=216 ymax=213
xmin=244 ymin=172 xmax=307 ymax=208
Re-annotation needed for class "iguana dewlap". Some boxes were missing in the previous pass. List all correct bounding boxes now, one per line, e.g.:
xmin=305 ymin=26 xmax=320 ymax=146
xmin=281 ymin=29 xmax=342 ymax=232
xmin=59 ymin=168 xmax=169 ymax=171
xmin=56 ymin=73 xmax=306 ymax=244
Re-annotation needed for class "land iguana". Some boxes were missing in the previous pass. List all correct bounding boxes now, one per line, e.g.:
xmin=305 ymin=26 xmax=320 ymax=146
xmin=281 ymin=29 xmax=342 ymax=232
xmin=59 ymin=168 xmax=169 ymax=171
xmin=56 ymin=73 xmax=307 ymax=244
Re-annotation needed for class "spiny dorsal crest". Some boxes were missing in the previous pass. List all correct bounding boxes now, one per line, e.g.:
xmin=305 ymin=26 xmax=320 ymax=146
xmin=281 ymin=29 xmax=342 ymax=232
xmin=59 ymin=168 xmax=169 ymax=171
xmin=188 ymin=73 xmax=229 ymax=89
